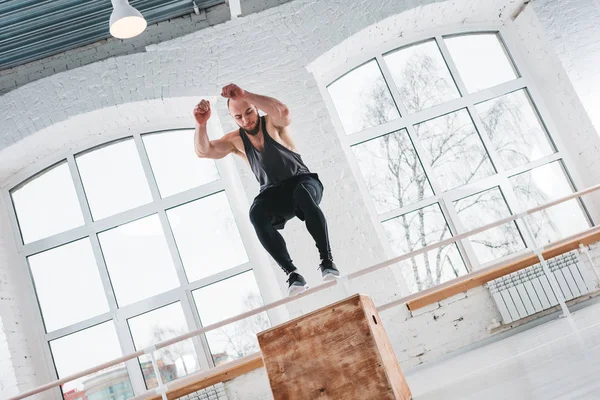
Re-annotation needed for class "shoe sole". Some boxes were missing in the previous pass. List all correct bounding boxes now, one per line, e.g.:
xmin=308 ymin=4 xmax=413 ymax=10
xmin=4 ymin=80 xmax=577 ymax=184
xmin=288 ymin=284 xmax=309 ymax=297
xmin=322 ymin=270 xmax=340 ymax=282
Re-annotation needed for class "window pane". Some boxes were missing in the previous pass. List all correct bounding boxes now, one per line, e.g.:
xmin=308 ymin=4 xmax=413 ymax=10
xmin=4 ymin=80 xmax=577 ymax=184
xmin=167 ymin=192 xmax=248 ymax=283
xmin=382 ymin=204 xmax=467 ymax=293
xmin=98 ymin=215 xmax=179 ymax=306
xmin=50 ymin=322 xmax=133 ymax=400
xmin=11 ymin=163 xmax=84 ymax=244
xmin=192 ymin=271 xmax=270 ymax=366
xmin=28 ymin=239 xmax=109 ymax=332
xmin=351 ymin=129 xmax=433 ymax=214
xmin=327 ymin=59 xmax=400 ymax=135
xmin=454 ymin=187 xmax=525 ymax=265
xmin=128 ymin=303 xmax=199 ymax=389
xmin=76 ymin=139 xmax=152 ymax=220
xmin=384 ymin=40 xmax=460 ymax=114
xmin=475 ymin=90 xmax=555 ymax=170
xmin=142 ymin=130 xmax=219 ymax=198
xmin=413 ymin=109 xmax=495 ymax=191
xmin=509 ymin=161 xmax=589 ymax=245
xmin=445 ymin=33 xmax=518 ymax=93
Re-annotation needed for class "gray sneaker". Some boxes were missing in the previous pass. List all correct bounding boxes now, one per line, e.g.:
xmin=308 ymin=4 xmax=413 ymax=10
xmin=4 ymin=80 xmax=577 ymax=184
xmin=287 ymin=271 xmax=309 ymax=297
xmin=319 ymin=261 xmax=340 ymax=282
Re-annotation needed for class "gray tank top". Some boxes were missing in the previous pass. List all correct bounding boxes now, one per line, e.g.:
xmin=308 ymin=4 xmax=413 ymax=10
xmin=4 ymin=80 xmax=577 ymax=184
xmin=240 ymin=116 xmax=313 ymax=192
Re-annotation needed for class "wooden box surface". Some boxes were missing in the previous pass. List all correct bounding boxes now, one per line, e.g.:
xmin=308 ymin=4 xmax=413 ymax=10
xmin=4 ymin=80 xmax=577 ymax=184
xmin=257 ymin=294 xmax=412 ymax=399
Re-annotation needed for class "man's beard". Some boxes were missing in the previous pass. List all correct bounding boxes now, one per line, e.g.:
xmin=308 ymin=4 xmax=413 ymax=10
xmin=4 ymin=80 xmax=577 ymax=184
xmin=243 ymin=119 xmax=260 ymax=136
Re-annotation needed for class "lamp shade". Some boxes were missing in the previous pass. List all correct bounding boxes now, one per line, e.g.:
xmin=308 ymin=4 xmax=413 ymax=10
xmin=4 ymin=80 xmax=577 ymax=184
xmin=109 ymin=0 xmax=147 ymax=39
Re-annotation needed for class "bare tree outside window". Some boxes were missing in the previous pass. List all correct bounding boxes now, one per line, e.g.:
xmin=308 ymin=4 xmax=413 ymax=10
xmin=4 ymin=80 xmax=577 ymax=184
xmin=341 ymin=39 xmax=584 ymax=293
xmin=151 ymin=327 xmax=196 ymax=377
xmin=205 ymin=293 xmax=271 ymax=365
xmin=385 ymin=40 xmax=460 ymax=114
xmin=382 ymin=204 xmax=465 ymax=292
xmin=454 ymin=187 xmax=525 ymax=264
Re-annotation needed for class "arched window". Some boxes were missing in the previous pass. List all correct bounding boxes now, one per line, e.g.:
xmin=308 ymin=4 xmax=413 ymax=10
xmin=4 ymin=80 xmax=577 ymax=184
xmin=320 ymin=29 xmax=592 ymax=294
xmin=7 ymin=117 xmax=270 ymax=397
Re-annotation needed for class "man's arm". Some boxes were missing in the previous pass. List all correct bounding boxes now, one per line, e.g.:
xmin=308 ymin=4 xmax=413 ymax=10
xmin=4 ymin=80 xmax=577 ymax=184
xmin=193 ymin=99 xmax=237 ymax=159
xmin=221 ymin=84 xmax=292 ymax=129
xmin=194 ymin=125 xmax=237 ymax=159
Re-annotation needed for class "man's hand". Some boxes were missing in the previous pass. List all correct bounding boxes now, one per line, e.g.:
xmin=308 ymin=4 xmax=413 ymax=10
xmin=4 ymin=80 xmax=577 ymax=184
xmin=221 ymin=83 xmax=247 ymax=100
xmin=193 ymin=99 xmax=211 ymax=126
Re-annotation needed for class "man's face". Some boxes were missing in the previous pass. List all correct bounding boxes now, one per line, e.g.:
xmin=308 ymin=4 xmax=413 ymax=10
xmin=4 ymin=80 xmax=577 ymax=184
xmin=229 ymin=99 xmax=260 ymax=135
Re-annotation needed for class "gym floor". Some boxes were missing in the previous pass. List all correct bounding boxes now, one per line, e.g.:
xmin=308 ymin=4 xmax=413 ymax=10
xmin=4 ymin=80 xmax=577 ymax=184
xmin=405 ymin=300 xmax=600 ymax=399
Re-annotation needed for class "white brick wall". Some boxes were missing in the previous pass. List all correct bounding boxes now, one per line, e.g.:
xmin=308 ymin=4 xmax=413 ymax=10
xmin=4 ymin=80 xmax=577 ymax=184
xmin=580 ymin=242 xmax=600 ymax=288
xmin=511 ymin=3 xmax=600 ymax=214
xmin=1 ymin=0 xmax=600 ymax=398
xmin=0 ymin=316 xmax=19 ymax=398
xmin=383 ymin=286 xmax=502 ymax=369
xmin=0 ymin=191 xmax=50 ymax=397
xmin=532 ymin=0 xmax=600 ymax=135
xmin=223 ymin=368 xmax=273 ymax=400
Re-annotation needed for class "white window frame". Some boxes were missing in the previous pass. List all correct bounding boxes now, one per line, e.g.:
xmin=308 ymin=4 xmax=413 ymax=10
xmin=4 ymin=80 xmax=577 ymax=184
xmin=2 ymin=121 xmax=277 ymax=398
xmin=313 ymin=23 xmax=596 ymax=296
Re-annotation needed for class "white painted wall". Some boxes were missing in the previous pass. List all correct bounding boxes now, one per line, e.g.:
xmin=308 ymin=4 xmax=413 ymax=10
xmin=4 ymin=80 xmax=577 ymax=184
xmin=532 ymin=0 xmax=600 ymax=136
xmin=0 ymin=316 xmax=19 ymax=398
xmin=511 ymin=2 xmax=600 ymax=212
xmin=224 ymin=368 xmax=273 ymax=400
xmin=1 ymin=0 xmax=600 ymax=398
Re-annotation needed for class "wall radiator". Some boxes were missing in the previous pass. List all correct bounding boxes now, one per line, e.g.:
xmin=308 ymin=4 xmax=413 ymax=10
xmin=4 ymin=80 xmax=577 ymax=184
xmin=177 ymin=383 xmax=227 ymax=400
xmin=487 ymin=251 xmax=597 ymax=324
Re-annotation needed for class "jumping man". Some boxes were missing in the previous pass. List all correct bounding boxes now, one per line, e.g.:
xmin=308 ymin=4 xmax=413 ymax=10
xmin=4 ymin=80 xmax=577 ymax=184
xmin=193 ymin=84 xmax=339 ymax=296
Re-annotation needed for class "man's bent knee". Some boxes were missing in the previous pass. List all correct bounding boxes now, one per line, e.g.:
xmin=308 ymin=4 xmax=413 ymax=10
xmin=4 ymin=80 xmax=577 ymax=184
xmin=293 ymin=184 xmax=321 ymax=209
xmin=249 ymin=203 xmax=269 ymax=227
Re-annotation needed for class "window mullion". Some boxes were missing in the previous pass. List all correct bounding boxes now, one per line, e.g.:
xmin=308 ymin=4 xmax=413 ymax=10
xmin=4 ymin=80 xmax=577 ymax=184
xmin=180 ymin=289 xmax=214 ymax=370
xmin=157 ymin=209 xmax=190 ymax=287
xmin=497 ymin=176 xmax=536 ymax=251
xmin=376 ymin=54 xmax=410 ymax=118
xmin=404 ymin=124 xmax=444 ymax=196
xmin=68 ymin=155 xmax=119 ymax=312
xmin=132 ymin=133 xmax=162 ymax=202
xmin=3 ymin=189 xmax=27 ymax=253
xmin=436 ymin=35 xmax=469 ymax=96
xmin=86 ymin=227 xmax=119 ymax=311
xmin=379 ymin=196 xmax=440 ymax=222
xmin=131 ymin=132 xmax=193 ymax=290
xmin=439 ymin=193 xmax=479 ymax=272
xmin=67 ymin=155 xmax=94 ymax=224
xmin=44 ymin=312 xmax=113 ymax=342
xmin=113 ymin=312 xmax=147 ymax=396
xmin=158 ymin=180 xmax=225 ymax=211
xmin=347 ymin=119 xmax=409 ymax=145
xmin=135 ymin=129 xmax=193 ymax=289
xmin=185 ymin=264 xmax=252 ymax=291
xmin=467 ymin=104 xmax=505 ymax=175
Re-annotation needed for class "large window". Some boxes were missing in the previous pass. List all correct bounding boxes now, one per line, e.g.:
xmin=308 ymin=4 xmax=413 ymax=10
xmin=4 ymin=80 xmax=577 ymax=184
xmin=8 ymin=121 xmax=269 ymax=399
xmin=325 ymin=31 xmax=591 ymax=294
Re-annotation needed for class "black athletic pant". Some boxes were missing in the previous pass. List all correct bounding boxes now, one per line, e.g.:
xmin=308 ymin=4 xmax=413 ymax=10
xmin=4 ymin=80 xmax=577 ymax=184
xmin=249 ymin=176 xmax=332 ymax=275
